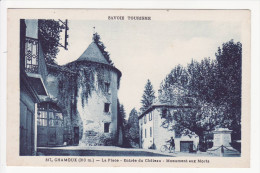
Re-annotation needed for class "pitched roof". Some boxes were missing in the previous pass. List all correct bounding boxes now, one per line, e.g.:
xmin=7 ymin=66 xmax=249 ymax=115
xmin=138 ymin=99 xmax=192 ymax=119
xmin=76 ymin=42 xmax=110 ymax=65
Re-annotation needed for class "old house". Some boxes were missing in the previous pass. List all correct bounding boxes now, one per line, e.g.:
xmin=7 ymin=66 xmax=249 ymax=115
xmin=20 ymin=19 xmax=48 ymax=155
xmin=20 ymin=19 xmax=122 ymax=156
xmin=138 ymin=101 xmax=199 ymax=152
xmin=138 ymin=86 xmax=199 ymax=152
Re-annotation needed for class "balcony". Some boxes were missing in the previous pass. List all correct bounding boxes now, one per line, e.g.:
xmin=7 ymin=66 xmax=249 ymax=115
xmin=25 ymin=37 xmax=39 ymax=74
xmin=24 ymin=37 xmax=48 ymax=96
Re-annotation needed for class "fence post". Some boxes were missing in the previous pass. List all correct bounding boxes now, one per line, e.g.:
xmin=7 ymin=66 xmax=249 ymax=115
xmin=220 ymin=145 xmax=224 ymax=157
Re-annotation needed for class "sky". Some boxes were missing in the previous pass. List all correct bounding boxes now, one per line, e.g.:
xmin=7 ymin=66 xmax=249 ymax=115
xmin=56 ymin=20 xmax=241 ymax=117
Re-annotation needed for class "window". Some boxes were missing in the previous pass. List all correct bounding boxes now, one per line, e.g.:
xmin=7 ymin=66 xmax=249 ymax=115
xmin=162 ymin=109 xmax=167 ymax=118
xmin=37 ymin=102 xmax=63 ymax=127
xmin=105 ymin=82 xmax=110 ymax=93
xmin=145 ymin=129 xmax=147 ymax=138
xmin=144 ymin=114 xmax=147 ymax=124
xmin=104 ymin=123 xmax=110 ymax=133
xmin=104 ymin=103 xmax=110 ymax=113
xmin=49 ymin=112 xmax=63 ymax=127
xmin=150 ymin=127 xmax=152 ymax=137
xmin=37 ymin=111 xmax=47 ymax=126
xmin=149 ymin=112 xmax=152 ymax=121
xmin=25 ymin=37 xmax=39 ymax=73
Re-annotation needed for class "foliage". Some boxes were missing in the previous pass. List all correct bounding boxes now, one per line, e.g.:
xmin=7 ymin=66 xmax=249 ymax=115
xmin=117 ymin=102 xmax=132 ymax=147
xmin=215 ymin=40 xmax=242 ymax=139
xmin=99 ymin=134 xmax=114 ymax=146
xmin=93 ymin=32 xmax=114 ymax=66
xmin=140 ymin=79 xmax=156 ymax=112
xmin=163 ymin=100 xmax=227 ymax=139
xmin=44 ymin=65 xmax=79 ymax=139
xmin=125 ymin=108 xmax=139 ymax=145
xmin=159 ymin=40 xmax=242 ymax=141
xmin=66 ymin=61 xmax=111 ymax=107
xmin=118 ymin=102 xmax=127 ymax=127
xmin=58 ymin=73 xmax=77 ymax=105
xmin=48 ymin=66 xmax=77 ymax=118
xmin=38 ymin=20 xmax=63 ymax=64
xmin=79 ymin=68 xmax=95 ymax=106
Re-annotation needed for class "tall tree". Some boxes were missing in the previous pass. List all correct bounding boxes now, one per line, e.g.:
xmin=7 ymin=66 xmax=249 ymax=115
xmin=215 ymin=40 xmax=242 ymax=139
xmin=159 ymin=65 xmax=189 ymax=104
xmin=117 ymin=100 xmax=127 ymax=146
xmin=125 ymin=108 xmax=139 ymax=145
xmin=117 ymin=102 xmax=131 ymax=147
xmin=159 ymin=40 xmax=242 ymax=149
xmin=38 ymin=19 xmax=63 ymax=64
xmin=140 ymin=79 xmax=156 ymax=112
xmin=119 ymin=104 xmax=127 ymax=127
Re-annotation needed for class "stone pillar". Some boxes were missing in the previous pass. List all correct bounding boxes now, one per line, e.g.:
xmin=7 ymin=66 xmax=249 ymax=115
xmin=212 ymin=128 xmax=232 ymax=147
xmin=207 ymin=128 xmax=240 ymax=156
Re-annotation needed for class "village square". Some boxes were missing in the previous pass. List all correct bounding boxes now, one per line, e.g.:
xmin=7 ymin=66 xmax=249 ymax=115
xmin=20 ymin=19 xmax=241 ymax=157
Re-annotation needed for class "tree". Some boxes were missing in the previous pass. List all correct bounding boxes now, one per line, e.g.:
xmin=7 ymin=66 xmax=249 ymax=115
xmin=140 ymin=79 xmax=156 ymax=112
xmin=117 ymin=101 xmax=131 ymax=147
xmin=159 ymin=65 xmax=189 ymax=104
xmin=118 ymin=103 xmax=127 ymax=128
xmin=125 ymin=108 xmax=139 ymax=145
xmin=159 ymin=40 xmax=242 ymax=149
xmin=162 ymin=99 xmax=227 ymax=148
xmin=38 ymin=19 xmax=63 ymax=64
xmin=93 ymin=32 xmax=113 ymax=65
xmin=215 ymin=40 xmax=242 ymax=139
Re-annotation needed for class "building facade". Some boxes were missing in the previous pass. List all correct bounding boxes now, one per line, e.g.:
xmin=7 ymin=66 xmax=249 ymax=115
xmin=20 ymin=19 xmax=49 ymax=155
xmin=20 ymin=19 xmax=122 ymax=155
xmin=138 ymin=102 xmax=199 ymax=152
xmin=65 ymin=41 xmax=121 ymax=146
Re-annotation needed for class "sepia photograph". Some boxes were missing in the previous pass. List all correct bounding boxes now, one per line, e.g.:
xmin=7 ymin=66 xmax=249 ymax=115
xmin=6 ymin=9 xmax=251 ymax=167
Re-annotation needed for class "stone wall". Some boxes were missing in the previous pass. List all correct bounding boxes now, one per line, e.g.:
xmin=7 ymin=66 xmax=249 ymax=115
xmin=77 ymin=68 xmax=118 ymax=146
xmin=37 ymin=61 xmax=120 ymax=146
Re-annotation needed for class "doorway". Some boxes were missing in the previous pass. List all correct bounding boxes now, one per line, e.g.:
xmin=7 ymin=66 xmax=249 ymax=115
xmin=180 ymin=141 xmax=193 ymax=152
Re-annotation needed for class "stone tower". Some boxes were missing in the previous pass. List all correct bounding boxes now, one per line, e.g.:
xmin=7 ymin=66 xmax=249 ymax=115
xmin=66 ymin=40 xmax=121 ymax=146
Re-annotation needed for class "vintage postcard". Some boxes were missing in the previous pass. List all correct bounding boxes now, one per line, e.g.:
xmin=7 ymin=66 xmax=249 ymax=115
xmin=7 ymin=9 xmax=250 ymax=167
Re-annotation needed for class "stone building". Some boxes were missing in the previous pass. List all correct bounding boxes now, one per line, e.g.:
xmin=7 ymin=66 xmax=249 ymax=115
xmin=138 ymin=101 xmax=199 ymax=152
xmin=20 ymin=19 xmax=122 ymax=155
xmin=138 ymin=84 xmax=199 ymax=152
xmin=64 ymin=40 xmax=122 ymax=146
